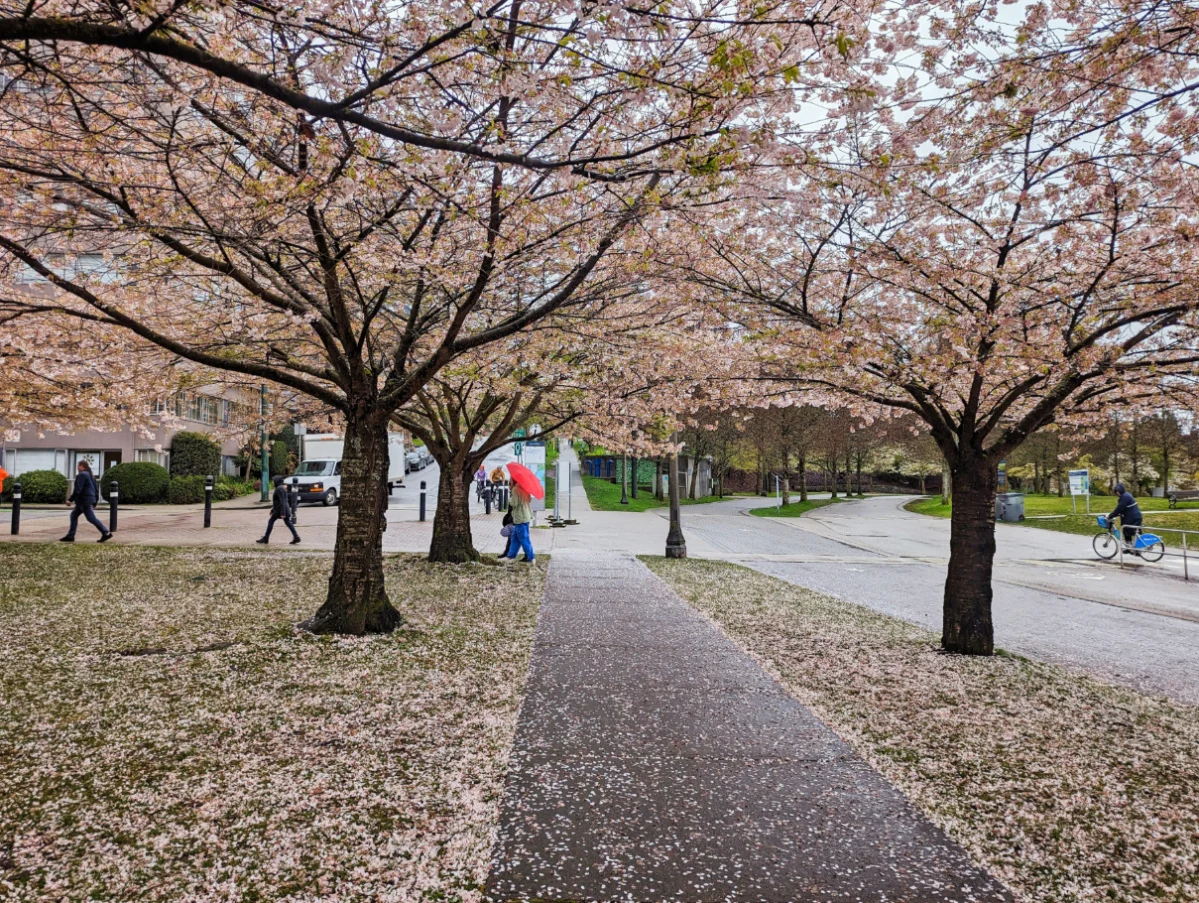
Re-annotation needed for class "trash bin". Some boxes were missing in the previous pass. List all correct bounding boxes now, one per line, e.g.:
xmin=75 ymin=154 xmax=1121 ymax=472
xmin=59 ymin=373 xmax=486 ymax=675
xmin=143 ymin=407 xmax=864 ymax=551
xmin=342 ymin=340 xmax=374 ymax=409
xmin=995 ymin=492 xmax=1024 ymax=522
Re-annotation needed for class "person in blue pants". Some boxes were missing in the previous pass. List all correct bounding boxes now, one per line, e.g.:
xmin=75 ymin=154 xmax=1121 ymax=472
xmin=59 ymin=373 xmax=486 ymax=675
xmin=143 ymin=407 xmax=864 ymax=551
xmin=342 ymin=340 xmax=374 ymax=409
xmin=505 ymin=484 xmax=535 ymax=563
xmin=60 ymin=461 xmax=112 ymax=543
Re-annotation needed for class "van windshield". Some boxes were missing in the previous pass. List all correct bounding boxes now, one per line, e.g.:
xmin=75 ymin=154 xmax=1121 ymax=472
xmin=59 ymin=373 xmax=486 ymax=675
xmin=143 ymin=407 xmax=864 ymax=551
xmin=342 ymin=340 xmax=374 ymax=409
xmin=295 ymin=460 xmax=334 ymax=476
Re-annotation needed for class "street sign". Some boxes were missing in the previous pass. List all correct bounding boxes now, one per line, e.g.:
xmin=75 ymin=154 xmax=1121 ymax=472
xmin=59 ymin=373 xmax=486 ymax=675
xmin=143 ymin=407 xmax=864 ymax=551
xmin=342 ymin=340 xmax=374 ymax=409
xmin=513 ymin=427 xmax=526 ymax=457
xmin=1068 ymin=468 xmax=1090 ymax=514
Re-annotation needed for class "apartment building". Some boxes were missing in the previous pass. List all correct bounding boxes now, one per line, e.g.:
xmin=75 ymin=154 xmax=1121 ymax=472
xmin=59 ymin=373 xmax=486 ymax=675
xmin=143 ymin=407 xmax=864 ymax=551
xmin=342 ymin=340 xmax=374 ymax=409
xmin=2 ymin=389 xmax=255 ymax=480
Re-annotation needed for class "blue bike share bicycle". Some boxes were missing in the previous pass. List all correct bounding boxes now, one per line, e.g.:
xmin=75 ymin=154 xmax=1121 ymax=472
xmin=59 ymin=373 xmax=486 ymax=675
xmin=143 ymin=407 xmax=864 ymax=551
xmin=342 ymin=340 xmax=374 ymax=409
xmin=1093 ymin=516 xmax=1165 ymax=562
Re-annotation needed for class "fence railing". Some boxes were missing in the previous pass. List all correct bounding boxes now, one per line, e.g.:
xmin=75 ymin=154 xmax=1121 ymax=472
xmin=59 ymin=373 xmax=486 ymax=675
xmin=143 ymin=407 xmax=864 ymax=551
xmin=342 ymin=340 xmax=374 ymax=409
xmin=1117 ymin=522 xmax=1198 ymax=581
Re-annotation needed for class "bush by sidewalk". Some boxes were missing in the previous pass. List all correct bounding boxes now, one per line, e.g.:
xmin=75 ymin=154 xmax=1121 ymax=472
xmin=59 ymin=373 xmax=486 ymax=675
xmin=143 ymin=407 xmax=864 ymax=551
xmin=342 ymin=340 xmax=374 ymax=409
xmin=169 ymin=431 xmax=222 ymax=479
xmin=99 ymin=462 xmax=170 ymax=504
xmin=1 ymin=469 xmax=69 ymax=503
xmin=168 ymin=474 xmax=207 ymax=504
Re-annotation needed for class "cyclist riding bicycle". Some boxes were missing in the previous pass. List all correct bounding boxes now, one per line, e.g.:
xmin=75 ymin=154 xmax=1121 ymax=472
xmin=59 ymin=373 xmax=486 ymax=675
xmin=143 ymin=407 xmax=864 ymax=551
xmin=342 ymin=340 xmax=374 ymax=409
xmin=1106 ymin=482 xmax=1143 ymax=549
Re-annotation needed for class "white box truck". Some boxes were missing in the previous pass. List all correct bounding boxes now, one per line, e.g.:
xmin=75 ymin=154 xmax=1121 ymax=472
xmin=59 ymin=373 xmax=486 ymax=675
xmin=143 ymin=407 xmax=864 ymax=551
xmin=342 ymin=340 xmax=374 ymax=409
xmin=292 ymin=432 xmax=406 ymax=506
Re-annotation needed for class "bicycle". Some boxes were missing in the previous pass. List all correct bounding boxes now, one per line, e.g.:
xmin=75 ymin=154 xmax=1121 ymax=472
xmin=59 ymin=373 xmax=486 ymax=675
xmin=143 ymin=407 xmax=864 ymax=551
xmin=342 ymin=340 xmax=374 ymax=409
xmin=1092 ymin=516 xmax=1165 ymax=563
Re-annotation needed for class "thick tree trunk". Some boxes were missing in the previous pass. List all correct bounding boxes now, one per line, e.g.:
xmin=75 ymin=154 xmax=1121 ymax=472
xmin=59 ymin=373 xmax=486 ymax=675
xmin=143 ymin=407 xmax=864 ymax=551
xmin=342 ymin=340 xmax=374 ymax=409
xmin=781 ymin=473 xmax=791 ymax=506
xmin=630 ymin=457 xmax=638 ymax=499
xmin=308 ymin=414 xmax=401 ymax=635
xmin=429 ymin=461 xmax=479 ymax=563
xmin=941 ymin=458 xmax=952 ymax=504
xmin=799 ymin=454 xmax=808 ymax=502
xmin=942 ymin=452 xmax=997 ymax=655
xmin=688 ymin=458 xmax=698 ymax=500
xmin=655 ymin=459 xmax=664 ymax=500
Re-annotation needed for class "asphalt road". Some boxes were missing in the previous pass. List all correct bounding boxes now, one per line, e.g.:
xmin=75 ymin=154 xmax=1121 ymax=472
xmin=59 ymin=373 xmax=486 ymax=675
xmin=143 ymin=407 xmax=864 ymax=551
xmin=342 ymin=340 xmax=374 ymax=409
xmin=668 ymin=496 xmax=1199 ymax=705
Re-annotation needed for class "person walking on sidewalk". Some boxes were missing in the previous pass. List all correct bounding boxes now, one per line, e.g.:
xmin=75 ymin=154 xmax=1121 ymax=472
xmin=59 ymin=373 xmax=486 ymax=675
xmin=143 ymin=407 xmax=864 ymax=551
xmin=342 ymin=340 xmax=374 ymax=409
xmin=505 ymin=484 xmax=535 ymax=563
xmin=61 ymin=461 xmax=112 ymax=543
xmin=256 ymin=475 xmax=301 ymax=545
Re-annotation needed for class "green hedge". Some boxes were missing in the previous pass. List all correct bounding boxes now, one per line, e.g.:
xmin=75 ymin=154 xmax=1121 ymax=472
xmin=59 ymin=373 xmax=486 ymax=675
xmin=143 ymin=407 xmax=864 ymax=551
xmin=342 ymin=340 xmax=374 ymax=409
xmin=168 ymin=475 xmax=208 ymax=505
xmin=100 ymin=462 xmax=170 ymax=504
xmin=2 ymin=469 xmax=70 ymax=503
xmin=170 ymin=431 xmax=222 ymax=479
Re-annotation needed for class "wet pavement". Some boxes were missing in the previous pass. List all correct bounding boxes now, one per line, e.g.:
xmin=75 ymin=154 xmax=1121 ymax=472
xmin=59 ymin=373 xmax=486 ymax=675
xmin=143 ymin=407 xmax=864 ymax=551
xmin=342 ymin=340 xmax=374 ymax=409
xmin=486 ymin=552 xmax=1012 ymax=903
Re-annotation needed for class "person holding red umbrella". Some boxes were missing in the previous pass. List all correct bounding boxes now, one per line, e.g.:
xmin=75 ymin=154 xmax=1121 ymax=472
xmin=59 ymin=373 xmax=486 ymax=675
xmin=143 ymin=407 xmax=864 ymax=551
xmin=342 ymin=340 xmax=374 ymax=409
xmin=504 ymin=462 xmax=542 ymax=563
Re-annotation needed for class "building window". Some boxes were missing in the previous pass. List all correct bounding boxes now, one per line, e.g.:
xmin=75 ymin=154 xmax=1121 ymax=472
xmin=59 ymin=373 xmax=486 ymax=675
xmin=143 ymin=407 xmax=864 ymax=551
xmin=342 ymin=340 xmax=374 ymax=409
xmin=136 ymin=449 xmax=168 ymax=468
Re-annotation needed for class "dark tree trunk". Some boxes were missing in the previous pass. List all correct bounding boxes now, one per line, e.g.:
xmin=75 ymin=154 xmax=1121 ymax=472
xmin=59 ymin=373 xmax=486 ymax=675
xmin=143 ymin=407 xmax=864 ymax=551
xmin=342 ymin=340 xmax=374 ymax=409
xmin=429 ymin=459 xmax=479 ymax=563
xmin=308 ymin=413 xmax=402 ymax=635
xmin=798 ymin=453 xmax=808 ymax=502
xmin=655 ymin=459 xmax=664 ymax=500
xmin=630 ymin=457 xmax=638 ymax=498
xmin=942 ymin=451 xmax=997 ymax=655
xmin=688 ymin=458 xmax=698 ymax=500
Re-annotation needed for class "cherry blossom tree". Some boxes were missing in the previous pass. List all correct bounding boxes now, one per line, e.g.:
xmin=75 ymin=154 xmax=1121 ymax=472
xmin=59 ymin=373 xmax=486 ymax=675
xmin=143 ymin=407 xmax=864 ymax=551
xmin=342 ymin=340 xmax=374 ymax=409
xmin=0 ymin=0 xmax=872 ymax=633
xmin=687 ymin=33 xmax=1199 ymax=654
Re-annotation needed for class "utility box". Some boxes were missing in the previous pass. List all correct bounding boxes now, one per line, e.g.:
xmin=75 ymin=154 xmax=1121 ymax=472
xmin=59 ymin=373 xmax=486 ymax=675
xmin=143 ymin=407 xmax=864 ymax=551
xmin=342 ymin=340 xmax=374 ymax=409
xmin=995 ymin=492 xmax=1025 ymax=522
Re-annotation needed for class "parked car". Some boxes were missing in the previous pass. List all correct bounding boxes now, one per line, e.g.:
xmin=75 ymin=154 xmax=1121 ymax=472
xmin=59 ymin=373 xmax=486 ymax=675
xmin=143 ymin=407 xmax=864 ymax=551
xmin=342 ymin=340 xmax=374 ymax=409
xmin=405 ymin=449 xmax=425 ymax=471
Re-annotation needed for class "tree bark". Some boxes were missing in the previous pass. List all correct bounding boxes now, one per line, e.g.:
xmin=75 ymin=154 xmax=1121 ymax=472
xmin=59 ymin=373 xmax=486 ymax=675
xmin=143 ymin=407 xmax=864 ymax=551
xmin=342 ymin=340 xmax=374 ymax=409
xmin=688 ymin=457 xmax=698 ymax=500
xmin=781 ymin=472 xmax=791 ymax=506
xmin=798 ymin=453 xmax=808 ymax=502
xmin=655 ymin=459 xmax=664 ymax=500
xmin=941 ymin=458 xmax=952 ymax=505
xmin=308 ymin=413 xmax=402 ymax=635
xmin=429 ymin=461 xmax=479 ymax=563
xmin=942 ymin=451 xmax=997 ymax=655
xmin=630 ymin=457 xmax=638 ymax=498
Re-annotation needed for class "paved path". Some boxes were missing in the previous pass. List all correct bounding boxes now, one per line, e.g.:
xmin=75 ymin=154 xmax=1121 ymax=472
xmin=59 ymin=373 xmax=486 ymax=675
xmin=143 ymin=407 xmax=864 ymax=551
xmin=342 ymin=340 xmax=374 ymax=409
xmin=487 ymin=552 xmax=1011 ymax=903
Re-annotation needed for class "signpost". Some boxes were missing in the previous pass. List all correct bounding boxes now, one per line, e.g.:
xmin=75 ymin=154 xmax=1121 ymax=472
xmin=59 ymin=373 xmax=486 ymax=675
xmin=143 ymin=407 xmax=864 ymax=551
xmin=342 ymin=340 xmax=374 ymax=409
xmin=513 ymin=427 xmax=527 ymax=459
xmin=523 ymin=441 xmax=546 ymax=512
xmin=1068 ymin=468 xmax=1090 ymax=514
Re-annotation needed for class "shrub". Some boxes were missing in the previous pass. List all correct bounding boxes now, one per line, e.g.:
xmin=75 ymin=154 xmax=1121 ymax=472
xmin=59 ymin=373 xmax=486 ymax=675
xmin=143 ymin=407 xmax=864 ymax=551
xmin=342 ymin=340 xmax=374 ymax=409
xmin=217 ymin=476 xmax=256 ymax=498
xmin=270 ymin=440 xmax=290 ymax=478
xmin=168 ymin=475 xmax=207 ymax=505
xmin=170 ymin=431 xmax=221 ymax=479
xmin=99 ymin=462 xmax=169 ymax=504
xmin=211 ymin=483 xmax=233 ymax=502
xmin=1 ymin=469 xmax=70 ymax=503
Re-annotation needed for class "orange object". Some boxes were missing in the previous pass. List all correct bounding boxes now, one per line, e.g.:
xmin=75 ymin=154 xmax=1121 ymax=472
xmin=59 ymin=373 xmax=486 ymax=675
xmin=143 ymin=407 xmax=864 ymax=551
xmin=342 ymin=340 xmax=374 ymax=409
xmin=506 ymin=462 xmax=544 ymax=499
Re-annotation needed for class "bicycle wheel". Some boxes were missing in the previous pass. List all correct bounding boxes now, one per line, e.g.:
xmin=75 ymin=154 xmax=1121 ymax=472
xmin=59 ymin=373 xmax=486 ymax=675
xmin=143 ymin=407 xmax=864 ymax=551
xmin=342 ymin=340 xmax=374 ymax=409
xmin=1093 ymin=532 xmax=1119 ymax=560
xmin=1140 ymin=541 xmax=1165 ymax=563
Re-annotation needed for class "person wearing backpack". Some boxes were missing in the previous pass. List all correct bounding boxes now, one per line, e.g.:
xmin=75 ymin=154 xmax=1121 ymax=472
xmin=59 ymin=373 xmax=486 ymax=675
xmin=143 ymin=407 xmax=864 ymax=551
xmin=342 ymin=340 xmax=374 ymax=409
xmin=61 ymin=460 xmax=112 ymax=543
xmin=256 ymin=475 xmax=301 ymax=545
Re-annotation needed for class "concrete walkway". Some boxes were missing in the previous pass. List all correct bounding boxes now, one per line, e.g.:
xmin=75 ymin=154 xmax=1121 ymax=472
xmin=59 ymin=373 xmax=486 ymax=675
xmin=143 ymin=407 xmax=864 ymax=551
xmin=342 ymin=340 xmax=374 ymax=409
xmin=487 ymin=552 xmax=1010 ymax=903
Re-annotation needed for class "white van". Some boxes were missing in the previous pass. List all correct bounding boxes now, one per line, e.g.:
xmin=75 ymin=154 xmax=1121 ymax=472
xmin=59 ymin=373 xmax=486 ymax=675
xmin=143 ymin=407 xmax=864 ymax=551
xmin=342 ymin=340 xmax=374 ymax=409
xmin=292 ymin=433 xmax=406 ymax=506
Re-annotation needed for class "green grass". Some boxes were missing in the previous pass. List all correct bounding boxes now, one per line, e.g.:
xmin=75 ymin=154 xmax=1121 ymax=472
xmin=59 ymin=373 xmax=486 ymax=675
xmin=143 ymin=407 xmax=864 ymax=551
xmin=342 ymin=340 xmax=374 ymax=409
xmin=906 ymin=493 xmax=1199 ymax=540
xmin=750 ymin=497 xmax=844 ymax=518
xmin=0 ymin=544 xmax=544 ymax=901
xmin=579 ymin=474 xmax=735 ymax=511
xmin=643 ymin=557 xmax=1199 ymax=903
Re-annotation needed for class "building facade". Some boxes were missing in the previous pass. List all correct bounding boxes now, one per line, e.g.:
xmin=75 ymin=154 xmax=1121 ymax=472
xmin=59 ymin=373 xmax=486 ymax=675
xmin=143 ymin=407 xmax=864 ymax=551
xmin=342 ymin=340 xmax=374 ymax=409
xmin=2 ymin=390 xmax=254 ymax=480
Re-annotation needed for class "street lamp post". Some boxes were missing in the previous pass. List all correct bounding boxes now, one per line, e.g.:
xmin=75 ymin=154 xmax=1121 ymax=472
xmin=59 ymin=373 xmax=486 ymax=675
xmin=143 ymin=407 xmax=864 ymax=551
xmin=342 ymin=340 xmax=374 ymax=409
xmin=259 ymin=384 xmax=269 ymax=502
xmin=666 ymin=449 xmax=686 ymax=558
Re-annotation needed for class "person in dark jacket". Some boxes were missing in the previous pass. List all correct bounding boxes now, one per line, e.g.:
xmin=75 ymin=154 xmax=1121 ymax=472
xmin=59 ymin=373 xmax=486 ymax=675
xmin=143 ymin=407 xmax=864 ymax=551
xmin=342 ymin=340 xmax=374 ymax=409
xmin=256 ymin=475 xmax=301 ymax=545
xmin=1107 ymin=482 xmax=1143 ymax=546
xmin=61 ymin=461 xmax=112 ymax=542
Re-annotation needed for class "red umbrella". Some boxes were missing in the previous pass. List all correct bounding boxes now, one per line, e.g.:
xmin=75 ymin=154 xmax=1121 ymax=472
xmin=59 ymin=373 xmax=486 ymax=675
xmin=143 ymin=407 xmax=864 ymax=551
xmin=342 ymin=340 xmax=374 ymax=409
xmin=506 ymin=462 xmax=545 ymax=499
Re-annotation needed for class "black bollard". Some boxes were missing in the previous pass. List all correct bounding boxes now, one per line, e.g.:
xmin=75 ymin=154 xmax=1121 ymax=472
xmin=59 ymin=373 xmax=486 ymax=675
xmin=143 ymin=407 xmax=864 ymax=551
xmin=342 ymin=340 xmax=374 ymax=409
xmin=419 ymin=480 xmax=427 ymax=522
xmin=203 ymin=476 xmax=213 ymax=528
xmin=108 ymin=481 xmax=119 ymax=534
xmin=291 ymin=477 xmax=300 ymax=525
xmin=10 ymin=482 xmax=20 ymax=535
xmin=484 ymin=485 xmax=493 ymax=515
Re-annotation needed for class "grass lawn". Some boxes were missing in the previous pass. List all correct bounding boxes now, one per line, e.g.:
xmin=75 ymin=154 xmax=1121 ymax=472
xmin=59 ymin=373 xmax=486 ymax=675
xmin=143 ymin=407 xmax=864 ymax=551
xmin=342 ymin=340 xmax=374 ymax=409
xmin=0 ymin=544 xmax=544 ymax=902
xmin=579 ymin=474 xmax=739 ymax=512
xmin=643 ymin=557 xmax=1199 ymax=903
xmin=749 ymin=497 xmax=844 ymax=518
xmin=907 ymin=493 xmax=1199 ymax=540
